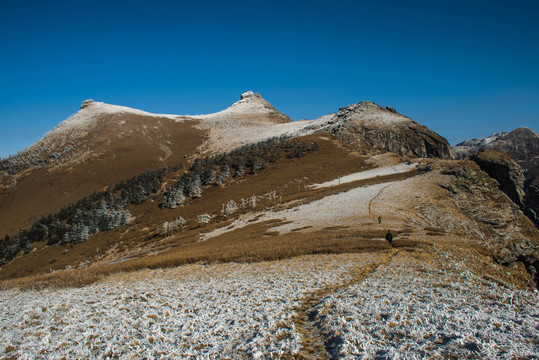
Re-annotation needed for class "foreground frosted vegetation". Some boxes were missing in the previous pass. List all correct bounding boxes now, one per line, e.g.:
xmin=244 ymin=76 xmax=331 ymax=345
xmin=1 ymin=251 xmax=537 ymax=359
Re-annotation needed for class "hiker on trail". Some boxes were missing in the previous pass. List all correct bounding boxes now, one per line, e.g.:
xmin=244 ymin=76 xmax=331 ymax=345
xmin=385 ymin=230 xmax=393 ymax=246
xmin=378 ymin=216 xmax=382 ymax=224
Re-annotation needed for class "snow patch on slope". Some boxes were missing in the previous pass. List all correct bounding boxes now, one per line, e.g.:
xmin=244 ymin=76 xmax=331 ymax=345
xmin=201 ymin=166 xmax=425 ymax=241
xmin=193 ymin=116 xmax=332 ymax=154
xmin=312 ymin=163 xmax=416 ymax=189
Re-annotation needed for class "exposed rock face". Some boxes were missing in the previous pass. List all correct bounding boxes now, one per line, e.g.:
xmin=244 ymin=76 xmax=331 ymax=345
xmin=240 ymin=91 xmax=258 ymax=100
xmin=80 ymin=99 xmax=94 ymax=109
xmin=529 ymin=185 xmax=539 ymax=205
xmin=470 ymin=146 xmax=539 ymax=226
xmin=470 ymin=150 xmax=526 ymax=208
xmin=327 ymin=101 xmax=453 ymax=159
xmin=470 ymin=149 xmax=539 ymax=227
xmin=437 ymin=160 xmax=539 ymax=288
xmin=453 ymin=127 xmax=539 ymax=189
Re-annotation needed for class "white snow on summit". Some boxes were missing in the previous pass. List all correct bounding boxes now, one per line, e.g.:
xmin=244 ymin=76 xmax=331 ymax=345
xmin=189 ymin=91 xmax=288 ymax=124
xmin=40 ymin=100 xmax=180 ymax=143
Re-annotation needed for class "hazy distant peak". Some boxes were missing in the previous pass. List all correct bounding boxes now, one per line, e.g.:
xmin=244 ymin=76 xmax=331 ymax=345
xmin=455 ymin=131 xmax=508 ymax=147
xmin=455 ymin=128 xmax=538 ymax=149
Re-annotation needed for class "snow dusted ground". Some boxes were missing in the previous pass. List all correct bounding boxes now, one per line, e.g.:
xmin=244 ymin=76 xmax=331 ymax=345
xmin=193 ymin=116 xmax=330 ymax=154
xmin=49 ymin=101 xmax=179 ymax=137
xmin=312 ymin=163 xmax=416 ymax=189
xmin=199 ymin=181 xmax=391 ymax=241
xmin=316 ymin=251 xmax=539 ymax=359
xmin=2 ymin=250 xmax=537 ymax=359
xmin=0 ymin=254 xmax=375 ymax=359
xmin=201 ymin=164 xmax=422 ymax=240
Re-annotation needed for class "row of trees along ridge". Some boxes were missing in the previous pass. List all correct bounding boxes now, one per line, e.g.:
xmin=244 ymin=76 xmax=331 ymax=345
xmin=0 ymin=136 xmax=319 ymax=266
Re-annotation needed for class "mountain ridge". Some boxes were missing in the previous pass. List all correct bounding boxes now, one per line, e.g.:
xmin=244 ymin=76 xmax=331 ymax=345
xmin=1 ymin=93 xmax=538 ymax=359
xmin=0 ymin=92 xmax=536 ymax=287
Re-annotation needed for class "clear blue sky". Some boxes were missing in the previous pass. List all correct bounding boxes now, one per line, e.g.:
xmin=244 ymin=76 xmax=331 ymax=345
xmin=1 ymin=0 xmax=538 ymax=157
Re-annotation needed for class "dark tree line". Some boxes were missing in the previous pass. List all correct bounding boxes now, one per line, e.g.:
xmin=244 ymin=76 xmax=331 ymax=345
xmin=163 ymin=136 xmax=319 ymax=208
xmin=0 ymin=169 xmax=165 ymax=265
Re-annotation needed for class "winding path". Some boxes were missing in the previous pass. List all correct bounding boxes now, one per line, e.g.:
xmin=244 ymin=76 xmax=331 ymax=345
xmin=289 ymin=250 xmax=399 ymax=359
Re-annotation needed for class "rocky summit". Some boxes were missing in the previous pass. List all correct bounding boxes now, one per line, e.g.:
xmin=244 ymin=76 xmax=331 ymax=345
xmin=327 ymin=101 xmax=453 ymax=159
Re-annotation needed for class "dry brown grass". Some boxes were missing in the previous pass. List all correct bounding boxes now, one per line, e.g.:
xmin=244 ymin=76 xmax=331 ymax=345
xmin=2 ymin=225 xmax=531 ymax=292
xmin=6 ymin=133 xmax=533 ymax=293
xmin=0 ymin=222 xmax=423 ymax=291
xmin=1 ymin=134 xmax=376 ymax=280
xmin=0 ymin=115 xmax=204 ymax=236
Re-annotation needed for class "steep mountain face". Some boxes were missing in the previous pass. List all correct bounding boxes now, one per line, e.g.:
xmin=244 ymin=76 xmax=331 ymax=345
xmin=435 ymin=159 xmax=538 ymax=287
xmin=453 ymin=127 xmax=539 ymax=225
xmin=453 ymin=127 xmax=539 ymax=188
xmin=470 ymin=150 xmax=532 ymax=223
xmin=327 ymin=102 xmax=453 ymax=159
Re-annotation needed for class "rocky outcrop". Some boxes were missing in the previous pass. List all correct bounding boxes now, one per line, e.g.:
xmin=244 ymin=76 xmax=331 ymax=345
xmin=240 ymin=91 xmax=258 ymax=100
xmin=80 ymin=99 xmax=94 ymax=109
xmin=470 ymin=150 xmax=538 ymax=226
xmin=455 ymin=128 xmax=539 ymax=225
xmin=470 ymin=150 xmax=526 ymax=207
xmin=437 ymin=160 xmax=539 ymax=288
xmin=328 ymin=101 xmax=453 ymax=159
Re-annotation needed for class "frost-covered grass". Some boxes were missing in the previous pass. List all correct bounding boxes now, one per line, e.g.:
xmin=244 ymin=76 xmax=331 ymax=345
xmin=2 ymin=250 xmax=537 ymax=359
xmin=315 ymin=251 xmax=539 ymax=359
xmin=0 ymin=254 xmax=373 ymax=359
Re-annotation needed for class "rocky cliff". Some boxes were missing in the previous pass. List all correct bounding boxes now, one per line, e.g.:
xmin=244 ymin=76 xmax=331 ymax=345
xmin=471 ymin=149 xmax=538 ymax=226
xmin=470 ymin=150 xmax=526 ymax=208
xmin=437 ymin=160 xmax=539 ymax=288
